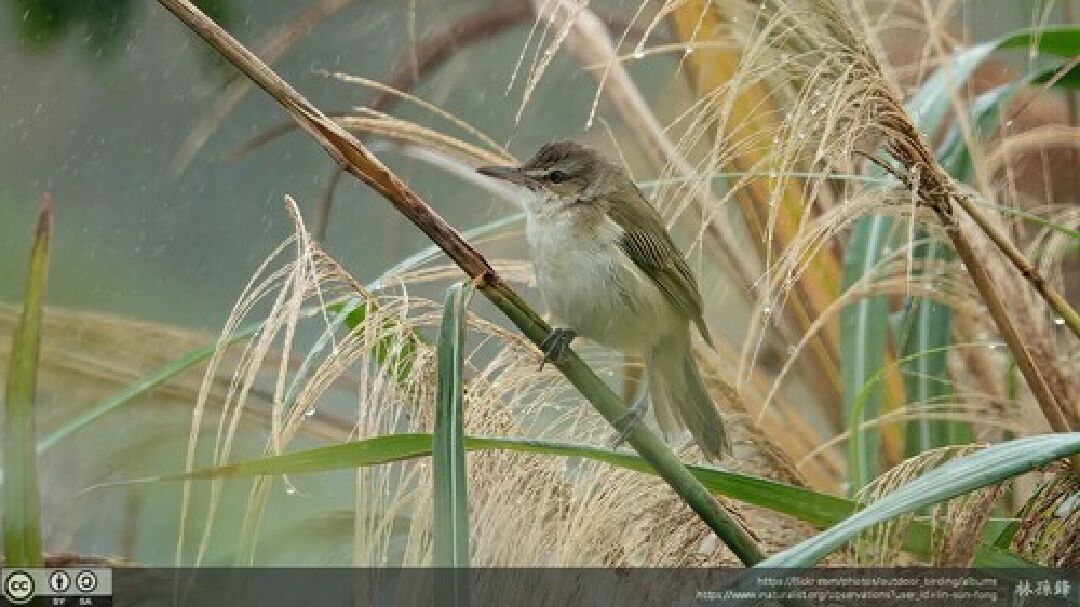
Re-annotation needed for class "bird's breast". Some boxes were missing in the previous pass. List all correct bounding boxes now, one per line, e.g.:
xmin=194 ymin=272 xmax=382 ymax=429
xmin=525 ymin=211 xmax=677 ymax=352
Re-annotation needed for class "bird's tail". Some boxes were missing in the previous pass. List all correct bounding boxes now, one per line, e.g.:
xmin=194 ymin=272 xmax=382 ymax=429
xmin=646 ymin=329 xmax=731 ymax=461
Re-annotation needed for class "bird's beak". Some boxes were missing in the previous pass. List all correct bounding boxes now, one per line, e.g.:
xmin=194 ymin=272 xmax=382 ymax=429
xmin=477 ymin=164 xmax=537 ymax=189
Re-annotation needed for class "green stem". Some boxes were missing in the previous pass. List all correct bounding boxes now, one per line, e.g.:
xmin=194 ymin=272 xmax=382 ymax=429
xmin=483 ymin=281 xmax=765 ymax=564
xmin=156 ymin=0 xmax=766 ymax=565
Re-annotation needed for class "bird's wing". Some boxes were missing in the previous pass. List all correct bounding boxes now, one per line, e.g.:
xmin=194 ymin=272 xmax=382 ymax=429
xmin=609 ymin=190 xmax=714 ymax=347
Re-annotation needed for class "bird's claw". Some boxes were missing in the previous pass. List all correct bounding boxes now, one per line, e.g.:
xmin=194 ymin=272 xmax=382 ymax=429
xmin=539 ymin=327 xmax=577 ymax=371
xmin=608 ymin=395 xmax=649 ymax=449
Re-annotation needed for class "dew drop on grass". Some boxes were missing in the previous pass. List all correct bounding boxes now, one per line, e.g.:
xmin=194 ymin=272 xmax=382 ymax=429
xmin=1053 ymin=317 xmax=1065 ymax=326
xmin=285 ymin=486 xmax=297 ymax=496
xmin=305 ymin=408 xmax=316 ymax=417
xmin=632 ymin=45 xmax=645 ymax=60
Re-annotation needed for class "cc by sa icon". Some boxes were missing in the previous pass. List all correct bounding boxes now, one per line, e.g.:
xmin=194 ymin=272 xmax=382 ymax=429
xmin=4 ymin=570 xmax=36 ymax=605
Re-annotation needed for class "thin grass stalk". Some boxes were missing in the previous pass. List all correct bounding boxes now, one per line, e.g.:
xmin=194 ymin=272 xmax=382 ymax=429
xmin=2 ymin=195 xmax=51 ymax=567
xmin=155 ymin=0 xmax=765 ymax=565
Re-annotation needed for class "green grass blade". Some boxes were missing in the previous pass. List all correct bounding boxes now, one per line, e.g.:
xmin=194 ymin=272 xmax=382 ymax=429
xmin=939 ymin=62 xmax=1080 ymax=183
xmin=896 ymin=236 xmax=968 ymax=455
xmin=328 ymin=296 xmax=426 ymax=387
xmin=36 ymin=323 xmax=261 ymax=453
xmin=996 ymin=27 xmax=1080 ymax=58
xmin=138 ymin=432 xmax=1030 ymax=566
xmin=755 ymin=433 xmax=1080 ymax=567
xmin=3 ymin=197 xmax=51 ymax=566
xmin=909 ymin=26 xmax=1079 ymax=130
xmin=840 ymin=217 xmax=892 ymax=493
xmin=433 ymin=282 xmax=473 ymax=577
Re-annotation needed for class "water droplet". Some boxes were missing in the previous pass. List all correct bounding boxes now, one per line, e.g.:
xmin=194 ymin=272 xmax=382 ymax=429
xmin=1053 ymin=317 xmax=1065 ymax=326
xmin=305 ymin=408 xmax=316 ymax=417
xmin=285 ymin=486 xmax=297 ymax=496
xmin=632 ymin=46 xmax=645 ymax=60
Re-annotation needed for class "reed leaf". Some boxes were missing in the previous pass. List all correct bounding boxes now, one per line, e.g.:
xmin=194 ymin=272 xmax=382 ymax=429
xmin=895 ymin=239 xmax=968 ymax=456
xmin=841 ymin=219 xmax=893 ymax=492
xmin=2 ymin=197 xmax=51 ymax=566
xmin=36 ymin=323 xmax=261 ymax=453
xmin=909 ymin=27 xmax=1079 ymax=130
xmin=939 ymin=61 xmax=1080 ymax=184
xmin=433 ymin=282 xmax=473 ymax=578
xmin=135 ymin=432 xmax=1029 ymax=566
xmin=755 ymin=433 xmax=1080 ymax=567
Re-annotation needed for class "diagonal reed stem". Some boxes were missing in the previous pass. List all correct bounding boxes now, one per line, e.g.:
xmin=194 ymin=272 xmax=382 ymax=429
xmin=156 ymin=0 xmax=765 ymax=565
xmin=952 ymin=193 xmax=1080 ymax=340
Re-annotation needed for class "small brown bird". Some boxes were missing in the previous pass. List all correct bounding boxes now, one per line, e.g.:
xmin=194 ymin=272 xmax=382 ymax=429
xmin=478 ymin=141 xmax=730 ymax=460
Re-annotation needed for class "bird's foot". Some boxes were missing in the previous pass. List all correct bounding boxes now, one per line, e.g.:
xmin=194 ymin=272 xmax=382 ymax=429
xmin=538 ymin=327 xmax=577 ymax=371
xmin=608 ymin=393 xmax=650 ymax=449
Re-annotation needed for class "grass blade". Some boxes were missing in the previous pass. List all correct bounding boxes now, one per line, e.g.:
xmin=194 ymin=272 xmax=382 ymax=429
xmin=909 ymin=26 xmax=1079 ymax=131
xmin=3 ymin=195 xmax=51 ymax=566
xmin=433 ymin=281 xmax=473 ymax=579
xmin=939 ymin=62 xmax=1080 ymax=183
xmin=840 ymin=217 xmax=893 ymax=492
xmin=896 ymin=236 xmax=969 ymax=454
xmin=755 ymin=433 xmax=1080 ymax=567
xmin=136 ymin=432 xmax=1030 ymax=566
xmin=36 ymin=323 xmax=261 ymax=453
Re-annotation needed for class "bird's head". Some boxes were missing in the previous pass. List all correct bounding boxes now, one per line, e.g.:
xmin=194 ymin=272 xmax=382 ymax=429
xmin=477 ymin=141 xmax=617 ymax=211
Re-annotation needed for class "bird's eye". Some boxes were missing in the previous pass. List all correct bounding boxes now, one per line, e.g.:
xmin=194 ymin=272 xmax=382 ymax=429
xmin=548 ymin=170 xmax=569 ymax=184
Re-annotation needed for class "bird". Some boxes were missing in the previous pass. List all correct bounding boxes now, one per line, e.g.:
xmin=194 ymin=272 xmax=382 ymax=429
xmin=477 ymin=140 xmax=730 ymax=460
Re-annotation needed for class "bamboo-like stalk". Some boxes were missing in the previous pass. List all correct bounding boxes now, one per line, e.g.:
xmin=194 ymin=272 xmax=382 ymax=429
xmin=156 ymin=0 xmax=766 ymax=565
